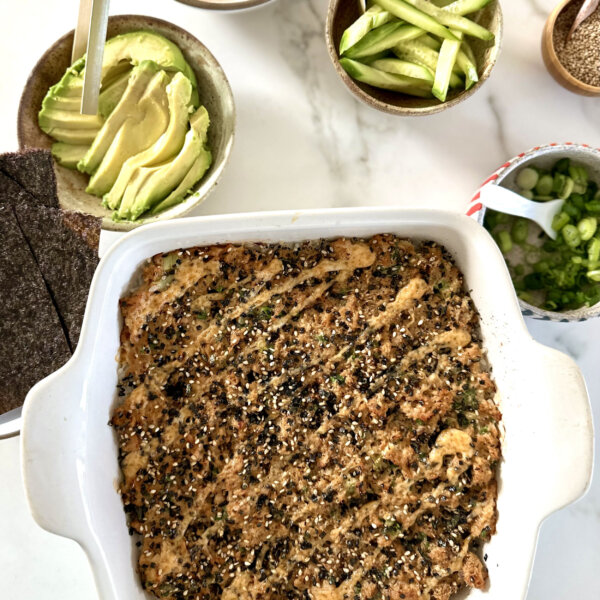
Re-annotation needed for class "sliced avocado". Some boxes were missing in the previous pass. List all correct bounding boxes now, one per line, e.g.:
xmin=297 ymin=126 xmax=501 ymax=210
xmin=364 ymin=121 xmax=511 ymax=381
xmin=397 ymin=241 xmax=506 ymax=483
xmin=39 ymin=58 xmax=105 ymax=135
xmin=39 ymin=109 xmax=103 ymax=130
xmin=51 ymin=142 xmax=90 ymax=169
xmin=113 ymin=168 xmax=152 ymax=220
xmin=42 ymin=57 xmax=85 ymax=99
xmin=149 ymin=148 xmax=212 ymax=216
xmin=45 ymin=127 xmax=100 ymax=145
xmin=98 ymin=68 xmax=132 ymax=118
xmin=119 ymin=106 xmax=211 ymax=220
xmin=86 ymin=70 xmax=170 ymax=196
xmin=103 ymin=72 xmax=194 ymax=210
xmin=42 ymin=95 xmax=82 ymax=111
xmin=99 ymin=60 xmax=132 ymax=88
xmin=38 ymin=58 xmax=87 ymax=133
xmin=78 ymin=60 xmax=160 ymax=176
xmin=101 ymin=31 xmax=198 ymax=105
xmin=42 ymin=64 xmax=130 ymax=116
xmin=58 ymin=79 xmax=84 ymax=98
xmin=189 ymin=105 xmax=210 ymax=144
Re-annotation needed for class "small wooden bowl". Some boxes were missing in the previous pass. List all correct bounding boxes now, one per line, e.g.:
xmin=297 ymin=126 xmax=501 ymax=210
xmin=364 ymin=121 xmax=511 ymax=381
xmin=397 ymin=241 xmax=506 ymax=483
xmin=18 ymin=15 xmax=236 ymax=231
xmin=541 ymin=0 xmax=600 ymax=96
xmin=326 ymin=0 xmax=503 ymax=116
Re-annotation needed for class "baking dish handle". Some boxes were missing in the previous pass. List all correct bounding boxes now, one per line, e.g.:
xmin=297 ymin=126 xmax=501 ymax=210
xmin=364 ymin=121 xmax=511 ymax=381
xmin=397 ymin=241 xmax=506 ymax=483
xmin=20 ymin=360 xmax=88 ymax=540
xmin=532 ymin=343 xmax=594 ymax=514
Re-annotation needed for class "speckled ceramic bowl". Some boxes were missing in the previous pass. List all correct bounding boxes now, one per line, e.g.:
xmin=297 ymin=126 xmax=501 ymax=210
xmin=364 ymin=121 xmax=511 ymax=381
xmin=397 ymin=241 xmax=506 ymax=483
xmin=468 ymin=142 xmax=600 ymax=322
xmin=326 ymin=0 xmax=503 ymax=116
xmin=18 ymin=14 xmax=235 ymax=232
xmin=174 ymin=0 xmax=275 ymax=9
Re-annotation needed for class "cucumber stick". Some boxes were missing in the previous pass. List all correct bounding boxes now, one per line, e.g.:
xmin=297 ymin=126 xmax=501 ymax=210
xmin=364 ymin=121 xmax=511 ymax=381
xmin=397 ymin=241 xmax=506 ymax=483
xmin=339 ymin=5 xmax=395 ymax=54
xmin=400 ymin=0 xmax=494 ymax=40
xmin=420 ymin=34 xmax=464 ymax=76
xmin=371 ymin=58 xmax=435 ymax=82
xmin=339 ymin=58 xmax=433 ymax=97
xmin=361 ymin=51 xmax=403 ymax=65
xmin=453 ymin=36 xmax=478 ymax=88
xmin=432 ymin=31 xmax=461 ymax=101
xmin=393 ymin=40 xmax=463 ymax=87
xmin=441 ymin=0 xmax=492 ymax=15
xmin=344 ymin=22 xmax=424 ymax=58
xmin=374 ymin=0 xmax=458 ymax=41
xmin=418 ymin=34 xmax=442 ymax=51
xmin=456 ymin=48 xmax=478 ymax=89
xmin=462 ymin=37 xmax=477 ymax=63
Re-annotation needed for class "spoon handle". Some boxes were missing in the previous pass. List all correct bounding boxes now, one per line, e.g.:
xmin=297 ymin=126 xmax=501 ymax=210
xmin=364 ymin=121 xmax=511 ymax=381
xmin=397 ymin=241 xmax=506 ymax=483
xmin=80 ymin=0 xmax=110 ymax=115
xmin=72 ymin=0 xmax=93 ymax=64
xmin=479 ymin=185 xmax=541 ymax=219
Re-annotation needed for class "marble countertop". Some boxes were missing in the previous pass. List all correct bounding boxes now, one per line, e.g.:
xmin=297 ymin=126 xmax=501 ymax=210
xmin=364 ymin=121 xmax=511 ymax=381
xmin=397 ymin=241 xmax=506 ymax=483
xmin=0 ymin=0 xmax=598 ymax=598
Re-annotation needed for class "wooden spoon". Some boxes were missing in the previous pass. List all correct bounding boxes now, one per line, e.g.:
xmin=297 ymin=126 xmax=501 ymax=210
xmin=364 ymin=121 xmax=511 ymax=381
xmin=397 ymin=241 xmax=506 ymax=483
xmin=567 ymin=0 xmax=600 ymax=40
xmin=71 ymin=0 xmax=111 ymax=115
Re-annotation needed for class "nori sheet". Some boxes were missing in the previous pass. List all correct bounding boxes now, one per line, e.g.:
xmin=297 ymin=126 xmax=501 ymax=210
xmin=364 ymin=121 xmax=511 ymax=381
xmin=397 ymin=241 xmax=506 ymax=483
xmin=14 ymin=203 xmax=101 ymax=351
xmin=0 ymin=149 xmax=58 ymax=208
xmin=0 ymin=203 xmax=71 ymax=414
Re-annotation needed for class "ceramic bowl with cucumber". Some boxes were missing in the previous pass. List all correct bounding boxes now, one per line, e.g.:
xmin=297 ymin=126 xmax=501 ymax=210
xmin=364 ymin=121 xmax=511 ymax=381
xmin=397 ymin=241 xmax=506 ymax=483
xmin=18 ymin=15 xmax=235 ymax=231
xmin=326 ymin=0 xmax=502 ymax=115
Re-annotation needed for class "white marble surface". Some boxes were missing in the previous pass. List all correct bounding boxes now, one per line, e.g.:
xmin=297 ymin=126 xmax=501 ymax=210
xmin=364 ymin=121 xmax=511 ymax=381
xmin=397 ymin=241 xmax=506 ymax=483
xmin=0 ymin=0 xmax=598 ymax=598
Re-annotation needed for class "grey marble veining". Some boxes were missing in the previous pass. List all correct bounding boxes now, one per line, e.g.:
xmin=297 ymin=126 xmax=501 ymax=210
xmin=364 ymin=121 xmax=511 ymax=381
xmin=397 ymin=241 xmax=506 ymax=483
xmin=0 ymin=0 xmax=598 ymax=598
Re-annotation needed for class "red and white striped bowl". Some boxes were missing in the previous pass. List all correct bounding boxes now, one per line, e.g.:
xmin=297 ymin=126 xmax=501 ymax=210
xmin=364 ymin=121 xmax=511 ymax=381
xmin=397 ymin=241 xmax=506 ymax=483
xmin=467 ymin=142 xmax=600 ymax=322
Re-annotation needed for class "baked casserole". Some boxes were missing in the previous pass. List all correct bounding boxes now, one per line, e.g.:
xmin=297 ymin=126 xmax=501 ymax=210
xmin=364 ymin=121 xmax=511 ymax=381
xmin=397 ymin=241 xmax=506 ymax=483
xmin=111 ymin=234 xmax=502 ymax=600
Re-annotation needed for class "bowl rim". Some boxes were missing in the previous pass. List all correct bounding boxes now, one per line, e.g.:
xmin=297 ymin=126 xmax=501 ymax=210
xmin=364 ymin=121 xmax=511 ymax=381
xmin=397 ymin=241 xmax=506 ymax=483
xmin=17 ymin=13 xmax=236 ymax=232
xmin=174 ymin=0 xmax=273 ymax=9
xmin=542 ymin=0 xmax=600 ymax=95
xmin=325 ymin=0 xmax=504 ymax=116
xmin=467 ymin=142 xmax=600 ymax=322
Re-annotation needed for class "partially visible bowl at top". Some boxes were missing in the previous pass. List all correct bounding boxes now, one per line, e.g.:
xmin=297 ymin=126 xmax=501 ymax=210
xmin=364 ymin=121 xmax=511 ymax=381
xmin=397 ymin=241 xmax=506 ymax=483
xmin=468 ymin=142 xmax=600 ymax=322
xmin=325 ymin=0 xmax=503 ymax=116
xmin=18 ymin=14 xmax=235 ymax=232
xmin=174 ymin=0 xmax=275 ymax=10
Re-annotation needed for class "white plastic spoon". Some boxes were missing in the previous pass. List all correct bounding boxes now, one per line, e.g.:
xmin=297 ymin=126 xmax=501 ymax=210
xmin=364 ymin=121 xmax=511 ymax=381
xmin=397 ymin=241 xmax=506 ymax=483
xmin=479 ymin=184 xmax=564 ymax=240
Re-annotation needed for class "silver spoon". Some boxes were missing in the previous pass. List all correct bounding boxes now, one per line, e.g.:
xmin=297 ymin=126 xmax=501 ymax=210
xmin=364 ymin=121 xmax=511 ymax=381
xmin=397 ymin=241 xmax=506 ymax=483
xmin=479 ymin=185 xmax=564 ymax=240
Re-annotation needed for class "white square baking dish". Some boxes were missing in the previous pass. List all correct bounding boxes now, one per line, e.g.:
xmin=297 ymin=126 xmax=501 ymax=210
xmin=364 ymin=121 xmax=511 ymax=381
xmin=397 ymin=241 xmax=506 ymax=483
xmin=21 ymin=208 xmax=594 ymax=600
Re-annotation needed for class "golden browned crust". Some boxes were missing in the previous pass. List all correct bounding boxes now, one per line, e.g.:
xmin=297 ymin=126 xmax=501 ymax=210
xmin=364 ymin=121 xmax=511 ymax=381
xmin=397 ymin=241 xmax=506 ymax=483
xmin=111 ymin=235 xmax=502 ymax=600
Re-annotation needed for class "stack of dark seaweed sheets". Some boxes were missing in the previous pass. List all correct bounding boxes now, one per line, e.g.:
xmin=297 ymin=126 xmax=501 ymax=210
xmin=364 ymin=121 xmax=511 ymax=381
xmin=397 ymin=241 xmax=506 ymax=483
xmin=0 ymin=149 xmax=100 ymax=414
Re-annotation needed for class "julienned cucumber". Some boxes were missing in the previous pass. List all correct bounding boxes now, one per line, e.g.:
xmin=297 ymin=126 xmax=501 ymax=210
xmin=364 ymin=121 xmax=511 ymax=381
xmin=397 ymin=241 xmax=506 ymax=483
xmin=417 ymin=34 xmax=461 ymax=75
xmin=339 ymin=5 xmax=395 ymax=54
xmin=360 ymin=51 xmax=399 ymax=65
xmin=393 ymin=40 xmax=464 ymax=87
xmin=432 ymin=35 xmax=461 ymax=101
xmin=337 ymin=0 xmax=493 ymax=101
xmin=441 ymin=0 xmax=492 ymax=15
xmin=418 ymin=34 xmax=442 ymax=51
xmin=344 ymin=23 xmax=423 ymax=59
xmin=373 ymin=0 xmax=459 ymax=41
xmin=400 ymin=0 xmax=494 ymax=40
xmin=339 ymin=58 xmax=433 ymax=97
xmin=456 ymin=47 xmax=478 ymax=89
xmin=371 ymin=58 xmax=435 ymax=82
xmin=461 ymin=37 xmax=477 ymax=64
